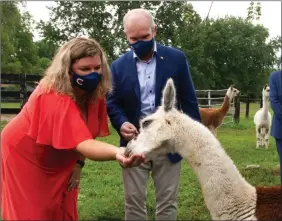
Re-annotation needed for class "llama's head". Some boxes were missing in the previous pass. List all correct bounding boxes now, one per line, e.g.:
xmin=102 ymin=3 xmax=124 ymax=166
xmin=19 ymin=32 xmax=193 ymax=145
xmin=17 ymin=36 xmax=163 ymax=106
xmin=226 ymin=85 xmax=240 ymax=101
xmin=262 ymin=84 xmax=270 ymax=98
xmin=126 ymin=78 xmax=183 ymax=160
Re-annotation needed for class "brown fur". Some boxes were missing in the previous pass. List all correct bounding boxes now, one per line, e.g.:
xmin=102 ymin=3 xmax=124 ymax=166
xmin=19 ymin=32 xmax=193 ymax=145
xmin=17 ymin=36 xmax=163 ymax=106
xmin=255 ymin=185 xmax=282 ymax=220
xmin=199 ymin=95 xmax=230 ymax=135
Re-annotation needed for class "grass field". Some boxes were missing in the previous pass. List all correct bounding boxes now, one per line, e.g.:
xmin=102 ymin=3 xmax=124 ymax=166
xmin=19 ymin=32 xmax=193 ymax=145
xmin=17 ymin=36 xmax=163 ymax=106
xmin=1 ymin=102 xmax=20 ymax=109
xmin=1 ymin=103 xmax=280 ymax=220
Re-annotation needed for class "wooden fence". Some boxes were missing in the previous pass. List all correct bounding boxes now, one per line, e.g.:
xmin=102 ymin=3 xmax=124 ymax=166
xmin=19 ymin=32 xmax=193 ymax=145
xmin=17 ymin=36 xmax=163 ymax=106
xmin=2 ymin=74 xmax=256 ymax=125
xmin=1 ymin=73 xmax=41 ymax=114
xmin=239 ymin=95 xmax=263 ymax=119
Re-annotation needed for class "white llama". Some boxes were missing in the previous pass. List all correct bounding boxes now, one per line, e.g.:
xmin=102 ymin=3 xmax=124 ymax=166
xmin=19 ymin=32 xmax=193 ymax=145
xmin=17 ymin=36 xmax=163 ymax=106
xmin=254 ymin=85 xmax=272 ymax=149
xmin=126 ymin=79 xmax=282 ymax=221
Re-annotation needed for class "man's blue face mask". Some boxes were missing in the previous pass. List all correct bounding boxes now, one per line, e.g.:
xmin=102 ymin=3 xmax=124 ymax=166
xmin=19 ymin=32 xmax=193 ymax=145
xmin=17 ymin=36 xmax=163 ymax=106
xmin=130 ymin=38 xmax=154 ymax=58
xmin=73 ymin=71 xmax=102 ymax=93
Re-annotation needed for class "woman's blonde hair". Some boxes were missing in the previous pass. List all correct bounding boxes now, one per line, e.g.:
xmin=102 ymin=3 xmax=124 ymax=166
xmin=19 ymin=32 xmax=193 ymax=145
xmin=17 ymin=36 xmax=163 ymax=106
xmin=40 ymin=37 xmax=112 ymax=101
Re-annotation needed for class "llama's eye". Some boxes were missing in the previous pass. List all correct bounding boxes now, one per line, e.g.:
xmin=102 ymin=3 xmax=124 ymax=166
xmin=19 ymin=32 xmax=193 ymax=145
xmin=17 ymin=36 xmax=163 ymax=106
xmin=142 ymin=120 xmax=153 ymax=128
xmin=166 ymin=119 xmax=171 ymax=125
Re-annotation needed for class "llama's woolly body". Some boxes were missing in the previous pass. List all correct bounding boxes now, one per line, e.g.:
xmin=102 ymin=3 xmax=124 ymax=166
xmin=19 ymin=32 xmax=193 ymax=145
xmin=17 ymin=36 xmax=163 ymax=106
xmin=254 ymin=109 xmax=271 ymax=135
xmin=255 ymin=186 xmax=282 ymax=219
xmin=254 ymin=85 xmax=272 ymax=149
xmin=166 ymin=113 xmax=258 ymax=220
xmin=199 ymin=96 xmax=230 ymax=133
xmin=127 ymin=79 xmax=282 ymax=221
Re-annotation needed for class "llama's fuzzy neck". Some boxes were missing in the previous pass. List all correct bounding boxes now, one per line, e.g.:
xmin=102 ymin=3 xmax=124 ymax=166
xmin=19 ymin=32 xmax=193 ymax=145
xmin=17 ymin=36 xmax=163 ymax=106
xmin=174 ymin=114 xmax=257 ymax=219
xmin=262 ymin=94 xmax=269 ymax=117
xmin=219 ymin=95 xmax=231 ymax=115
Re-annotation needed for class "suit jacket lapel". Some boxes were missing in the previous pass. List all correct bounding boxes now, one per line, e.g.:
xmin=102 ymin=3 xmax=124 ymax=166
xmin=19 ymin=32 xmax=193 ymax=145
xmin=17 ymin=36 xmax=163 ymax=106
xmin=155 ymin=44 xmax=167 ymax=107
xmin=126 ymin=52 xmax=141 ymax=103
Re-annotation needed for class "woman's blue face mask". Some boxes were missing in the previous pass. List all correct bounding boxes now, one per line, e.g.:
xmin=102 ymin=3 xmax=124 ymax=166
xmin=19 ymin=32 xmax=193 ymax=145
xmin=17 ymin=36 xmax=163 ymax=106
xmin=73 ymin=71 xmax=102 ymax=92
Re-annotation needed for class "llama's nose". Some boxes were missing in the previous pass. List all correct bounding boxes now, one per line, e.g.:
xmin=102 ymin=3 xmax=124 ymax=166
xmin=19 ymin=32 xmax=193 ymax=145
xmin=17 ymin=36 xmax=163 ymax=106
xmin=127 ymin=137 xmax=135 ymax=146
xmin=124 ymin=147 xmax=132 ymax=157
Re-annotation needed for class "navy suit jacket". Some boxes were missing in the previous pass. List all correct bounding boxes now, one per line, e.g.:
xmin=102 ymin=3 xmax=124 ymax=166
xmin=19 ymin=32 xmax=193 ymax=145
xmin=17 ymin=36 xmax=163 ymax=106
xmin=106 ymin=43 xmax=201 ymax=163
xmin=269 ymin=70 xmax=282 ymax=139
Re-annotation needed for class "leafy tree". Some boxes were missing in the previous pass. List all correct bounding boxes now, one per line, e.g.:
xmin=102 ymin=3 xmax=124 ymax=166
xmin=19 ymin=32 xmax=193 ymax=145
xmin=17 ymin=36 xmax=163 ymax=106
xmin=247 ymin=1 xmax=261 ymax=21
xmin=1 ymin=1 xmax=21 ymax=70
xmin=37 ymin=1 xmax=280 ymax=96
xmin=37 ymin=1 xmax=122 ymax=61
xmin=1 ymin=1 xmax=38 ymax=74
xmin=154 ymin=2 xmax=201 ymax=47
xmin=35 ymin=40 xmax=57 ymax=60
xmin=31 ymin=57 xmax=52 ymax=74
xmin=37 ymin=1 xmax=195 ymax=61
xmin=184 ymin=17 xmax=278 ymax=95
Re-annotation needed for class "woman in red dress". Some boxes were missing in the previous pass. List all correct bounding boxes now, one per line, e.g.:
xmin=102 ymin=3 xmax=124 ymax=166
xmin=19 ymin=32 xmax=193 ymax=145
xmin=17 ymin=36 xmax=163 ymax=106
xmin=1 ymin=37 xmax=144 ymax=220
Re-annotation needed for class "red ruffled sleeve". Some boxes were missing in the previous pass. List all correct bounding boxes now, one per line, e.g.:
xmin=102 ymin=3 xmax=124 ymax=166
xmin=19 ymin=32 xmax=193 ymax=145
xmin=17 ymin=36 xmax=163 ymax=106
xmin=26 ymin=90 xmax=93 ymax=149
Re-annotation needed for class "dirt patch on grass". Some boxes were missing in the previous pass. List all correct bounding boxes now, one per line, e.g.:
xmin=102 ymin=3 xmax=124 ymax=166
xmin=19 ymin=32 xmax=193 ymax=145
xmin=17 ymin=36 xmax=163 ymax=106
xmin=1 ymin=114 xmax=17 ymax=122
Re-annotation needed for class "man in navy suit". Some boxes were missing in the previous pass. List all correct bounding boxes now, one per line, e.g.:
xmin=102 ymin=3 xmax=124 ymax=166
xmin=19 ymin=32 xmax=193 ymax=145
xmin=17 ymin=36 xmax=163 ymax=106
xmin=107 ymin=8 xmax=201 ymax=220
xmin=269 ymin=70 xmax=282 ymax=183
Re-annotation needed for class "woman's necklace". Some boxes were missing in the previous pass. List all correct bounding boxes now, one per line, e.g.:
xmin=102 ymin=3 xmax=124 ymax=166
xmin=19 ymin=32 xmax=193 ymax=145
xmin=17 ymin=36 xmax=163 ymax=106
xmin=75 ymin=96 xmax=88 ymax=122
xmin=75 ymin=94 xmax=88 ymax=105
xmin=76 ymin=97 xmax=87 ymax=105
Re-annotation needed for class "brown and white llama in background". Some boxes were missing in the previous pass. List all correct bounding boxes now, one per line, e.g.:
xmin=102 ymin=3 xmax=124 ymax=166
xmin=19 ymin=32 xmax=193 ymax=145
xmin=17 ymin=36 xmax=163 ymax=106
xmin=254 ymin=85 xmax=272 ymax=149
xmin=199 ymin=85 xmax=240 ymax=136
xmin=126 ymin=79 xmax=282 ymax=220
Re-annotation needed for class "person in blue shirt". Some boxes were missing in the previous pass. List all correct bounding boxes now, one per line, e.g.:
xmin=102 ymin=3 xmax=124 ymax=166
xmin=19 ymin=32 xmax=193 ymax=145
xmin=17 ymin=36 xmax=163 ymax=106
xmin=106 ymin=8 xmax=201 ymax=220
xmin=269 ymin=70 xmax=282 ymax=183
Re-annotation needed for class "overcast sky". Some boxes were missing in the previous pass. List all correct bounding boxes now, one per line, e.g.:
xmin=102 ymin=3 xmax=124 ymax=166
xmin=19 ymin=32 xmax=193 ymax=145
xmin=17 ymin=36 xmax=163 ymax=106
xmin=21 ymin=1 xmax=281 ymax=41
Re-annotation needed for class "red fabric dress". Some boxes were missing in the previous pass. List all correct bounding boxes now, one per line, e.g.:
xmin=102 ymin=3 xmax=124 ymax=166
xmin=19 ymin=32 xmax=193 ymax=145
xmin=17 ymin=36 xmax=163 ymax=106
xmin=1 ymin=85 xmax=110 ymax=220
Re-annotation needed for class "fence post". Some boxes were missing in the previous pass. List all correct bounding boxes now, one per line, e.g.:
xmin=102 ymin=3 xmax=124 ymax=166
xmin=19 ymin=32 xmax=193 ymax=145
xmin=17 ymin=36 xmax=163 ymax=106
xmin=208 ymin=90 xmax=211 ymax=108
xmin=19 ymin=73 xmax=27 ymax=109
xmin=233 ymin=95 xmax=240 ymax=124
xmin=245 ymin=95 xmax=250 ymax=119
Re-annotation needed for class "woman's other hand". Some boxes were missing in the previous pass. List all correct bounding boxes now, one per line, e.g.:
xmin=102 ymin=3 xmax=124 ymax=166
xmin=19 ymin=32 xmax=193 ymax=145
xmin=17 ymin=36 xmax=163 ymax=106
xmin=68 ymin=164 xmax=82 ymax=191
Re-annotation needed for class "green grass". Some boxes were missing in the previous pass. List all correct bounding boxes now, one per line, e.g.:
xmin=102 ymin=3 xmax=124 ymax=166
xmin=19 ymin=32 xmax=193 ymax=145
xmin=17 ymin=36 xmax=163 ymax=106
xmin=1 ymin=120 xmax=8 ymax=129
xmin=1 ymin=102 xmax=20 ymax=108
xmin=1 ymin=103 xmax=280 ymax=220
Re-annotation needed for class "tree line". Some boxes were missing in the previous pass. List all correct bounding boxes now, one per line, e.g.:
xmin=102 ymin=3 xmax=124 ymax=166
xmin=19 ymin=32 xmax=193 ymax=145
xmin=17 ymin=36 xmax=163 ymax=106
xmin=1 ymin=1 xmax=281 ymax=96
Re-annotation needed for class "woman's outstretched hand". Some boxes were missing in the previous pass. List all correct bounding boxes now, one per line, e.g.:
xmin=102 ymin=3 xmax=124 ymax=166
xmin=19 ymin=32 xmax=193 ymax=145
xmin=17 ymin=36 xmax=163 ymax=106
xmin=116 ymin=148 xmax=145 ymax=168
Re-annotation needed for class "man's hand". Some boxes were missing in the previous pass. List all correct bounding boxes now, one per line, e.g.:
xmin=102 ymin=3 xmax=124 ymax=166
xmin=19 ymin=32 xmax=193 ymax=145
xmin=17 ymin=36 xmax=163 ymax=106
xmin=120 ymin=122 xmax=138 ymax=141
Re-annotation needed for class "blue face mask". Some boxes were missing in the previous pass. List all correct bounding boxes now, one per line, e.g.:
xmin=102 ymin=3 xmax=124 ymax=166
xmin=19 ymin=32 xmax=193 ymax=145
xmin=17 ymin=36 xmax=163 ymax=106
xmin=73 ymin=72 xmax=102 ymax=92
xmin=130 ymin=38 xmax=154 ymax=58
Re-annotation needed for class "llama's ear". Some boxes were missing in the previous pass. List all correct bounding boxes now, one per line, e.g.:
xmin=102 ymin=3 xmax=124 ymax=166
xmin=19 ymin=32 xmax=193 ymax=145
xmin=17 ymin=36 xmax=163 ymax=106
xmin=162 ymin=78 xmax=176 ymax=112
xmin=264 ymin=84 xmax=268 ymax=90
xmin=230 ymin=84 xmax=234 ymax=89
